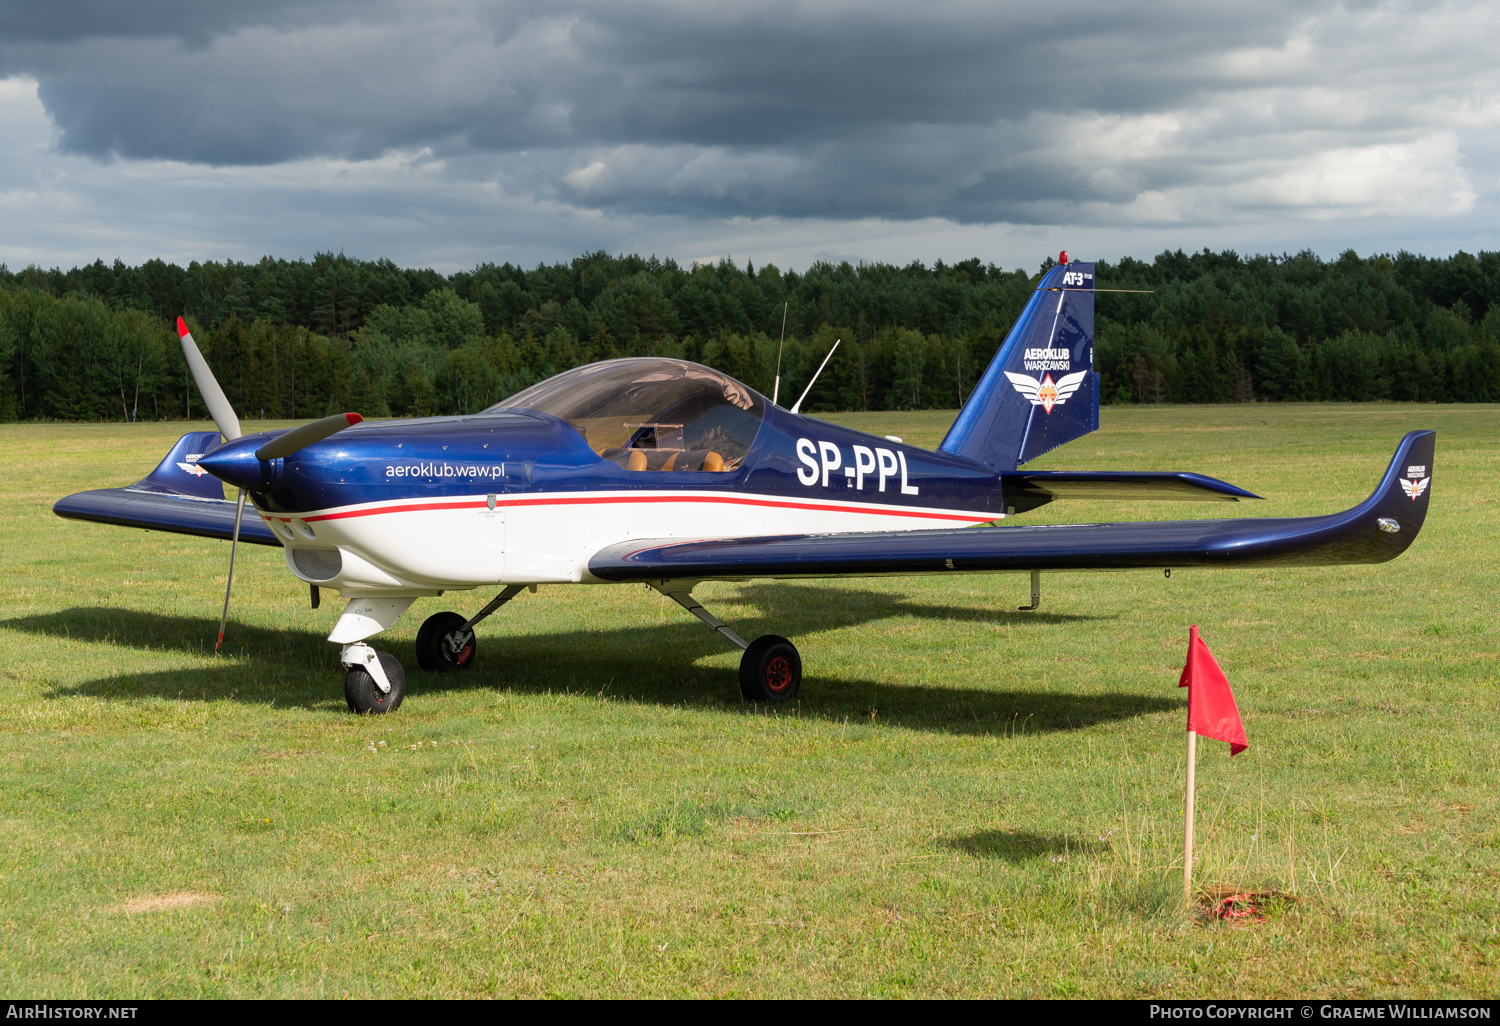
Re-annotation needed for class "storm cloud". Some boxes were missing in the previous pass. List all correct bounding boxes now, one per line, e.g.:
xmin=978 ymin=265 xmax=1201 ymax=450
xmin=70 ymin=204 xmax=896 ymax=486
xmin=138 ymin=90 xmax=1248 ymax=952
xmin=0 ymin=0 xmax=1495 ymax=268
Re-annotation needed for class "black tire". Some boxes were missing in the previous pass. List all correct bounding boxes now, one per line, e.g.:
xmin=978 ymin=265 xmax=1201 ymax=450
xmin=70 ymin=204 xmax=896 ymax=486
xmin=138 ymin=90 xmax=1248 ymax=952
xmin=739 ymin=635 xmax=801 ymax=702
xmin=416 ymin=611 xmax=476 ymax=672
xmin=344 ymin=652 xmax=406 ymax=714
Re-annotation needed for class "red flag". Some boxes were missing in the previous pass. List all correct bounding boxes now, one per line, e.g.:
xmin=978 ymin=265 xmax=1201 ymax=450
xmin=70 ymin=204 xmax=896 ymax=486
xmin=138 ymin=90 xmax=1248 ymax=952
xmin=1178 ymin=625 xmax=1248 ymax=755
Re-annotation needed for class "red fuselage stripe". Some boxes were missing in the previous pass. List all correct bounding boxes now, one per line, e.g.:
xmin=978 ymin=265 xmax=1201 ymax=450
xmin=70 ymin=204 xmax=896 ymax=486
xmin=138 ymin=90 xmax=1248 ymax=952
xmin=291 ymin=493 xmax=994 ymax=524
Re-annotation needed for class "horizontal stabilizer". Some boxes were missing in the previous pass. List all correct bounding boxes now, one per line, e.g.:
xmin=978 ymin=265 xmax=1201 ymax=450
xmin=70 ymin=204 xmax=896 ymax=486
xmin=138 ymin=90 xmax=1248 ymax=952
xmin=590 ymin=431 xmax=1433 ymax=581
xmin=1002 ymin=470 xmax=1259 ymax=511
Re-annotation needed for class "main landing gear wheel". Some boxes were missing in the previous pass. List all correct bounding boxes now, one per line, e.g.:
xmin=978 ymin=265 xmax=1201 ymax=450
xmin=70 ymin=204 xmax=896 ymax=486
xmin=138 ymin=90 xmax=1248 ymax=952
xmin=344 ymin=652 xmax=406 ymax=714
xmin=739 ymin=635 xmax=801 ymax=702
xmin=416 ymin=611 xmax=477 ymax=672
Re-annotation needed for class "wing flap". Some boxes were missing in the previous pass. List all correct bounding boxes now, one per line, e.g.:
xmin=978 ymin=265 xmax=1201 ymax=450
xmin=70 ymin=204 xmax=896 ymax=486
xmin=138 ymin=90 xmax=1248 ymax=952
xmin=590 ymin=432 xmax=1433 ymax=581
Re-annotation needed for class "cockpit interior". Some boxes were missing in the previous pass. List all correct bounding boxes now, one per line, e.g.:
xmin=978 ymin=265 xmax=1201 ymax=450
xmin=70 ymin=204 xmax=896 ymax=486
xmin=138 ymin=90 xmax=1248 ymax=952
xmin=493 ymin=358 xmax=767 ymax=472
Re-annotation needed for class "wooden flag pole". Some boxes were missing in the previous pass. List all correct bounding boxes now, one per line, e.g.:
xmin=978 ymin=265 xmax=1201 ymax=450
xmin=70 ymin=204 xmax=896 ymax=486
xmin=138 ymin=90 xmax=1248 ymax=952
xmin=1183 ymin=728 xmax=1197 ymax=903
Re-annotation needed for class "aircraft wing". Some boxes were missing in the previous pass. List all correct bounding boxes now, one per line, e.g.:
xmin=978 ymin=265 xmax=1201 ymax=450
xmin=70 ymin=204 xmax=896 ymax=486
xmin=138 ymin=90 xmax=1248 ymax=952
xmin=589 ymin=431 xmax=1433 ymax=581
xmin=53 ymin=430 xmax=280 ymax=546
xmin=53 ymin=487 xmax=281 ymax=547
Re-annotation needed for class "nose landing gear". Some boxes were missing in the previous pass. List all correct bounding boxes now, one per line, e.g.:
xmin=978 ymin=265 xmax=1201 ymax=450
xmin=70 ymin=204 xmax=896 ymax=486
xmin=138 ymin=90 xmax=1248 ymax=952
xmin=342 ymin=646 xmax=406 ymax=713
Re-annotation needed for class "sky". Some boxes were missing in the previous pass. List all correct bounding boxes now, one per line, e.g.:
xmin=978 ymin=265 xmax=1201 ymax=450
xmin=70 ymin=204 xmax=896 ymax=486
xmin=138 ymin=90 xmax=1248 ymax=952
xmin=1 ymin=0 xmax=1497 ymax=274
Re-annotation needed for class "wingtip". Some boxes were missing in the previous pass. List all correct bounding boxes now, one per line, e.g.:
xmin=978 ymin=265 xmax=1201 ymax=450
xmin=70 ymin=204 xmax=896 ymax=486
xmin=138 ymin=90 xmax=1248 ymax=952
xmin=177 ymin=316 xmax=189 ymax=338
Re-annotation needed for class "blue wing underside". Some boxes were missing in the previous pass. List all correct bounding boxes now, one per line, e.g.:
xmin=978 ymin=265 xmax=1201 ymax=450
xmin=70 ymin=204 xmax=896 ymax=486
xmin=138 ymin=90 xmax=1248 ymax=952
xmin=51 ymin=429 xmax=280 ymax=545
xmin=54 ymin=488 xmax=280 ymax=546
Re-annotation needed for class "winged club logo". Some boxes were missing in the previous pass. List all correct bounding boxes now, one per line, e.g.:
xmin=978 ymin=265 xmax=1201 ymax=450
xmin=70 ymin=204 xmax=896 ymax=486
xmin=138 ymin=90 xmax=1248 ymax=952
xmin=1399 ymin=477 xmax=1429 ymax=501
xmin=1004 ymin=369 xmax=1088 ymax=414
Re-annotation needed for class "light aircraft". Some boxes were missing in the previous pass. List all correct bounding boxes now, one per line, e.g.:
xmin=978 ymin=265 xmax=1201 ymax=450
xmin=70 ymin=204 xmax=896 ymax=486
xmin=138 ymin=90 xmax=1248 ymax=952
xmin=54 ymin=256 xmax=1435 ymax=713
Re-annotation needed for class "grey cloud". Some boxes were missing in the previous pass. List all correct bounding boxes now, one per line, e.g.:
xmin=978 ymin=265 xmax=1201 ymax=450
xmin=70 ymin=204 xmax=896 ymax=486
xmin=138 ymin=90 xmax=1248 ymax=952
xmin=0 ymin=1 xmax=377 ymax=45
xmin=4 ymin=2 xmax=1305 ymax=162
xmin=0 ymin=0 xmax=1496 ymax=234
xmin=2 ymin=73 xmax=1495 ymax=276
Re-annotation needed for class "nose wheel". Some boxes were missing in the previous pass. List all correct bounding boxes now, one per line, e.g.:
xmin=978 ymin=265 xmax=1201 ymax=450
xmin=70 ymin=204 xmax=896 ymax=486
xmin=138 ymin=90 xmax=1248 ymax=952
xmin=739 ymin=635 xmax=801 ymax=702
xmin=416 ymin=611 xmax=477 ymax=672
xmin=344 ymin=651 xmax=406 ymax=713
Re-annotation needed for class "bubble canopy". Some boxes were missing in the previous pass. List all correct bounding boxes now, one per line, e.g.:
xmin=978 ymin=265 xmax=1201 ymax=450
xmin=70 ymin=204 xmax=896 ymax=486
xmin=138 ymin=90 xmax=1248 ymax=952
xmin=490 ymin=358 xmax=767 ymax=469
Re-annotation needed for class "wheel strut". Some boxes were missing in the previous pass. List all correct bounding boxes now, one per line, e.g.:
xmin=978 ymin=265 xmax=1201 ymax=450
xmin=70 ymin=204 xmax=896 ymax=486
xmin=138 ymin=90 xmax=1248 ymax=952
xmin=649 ymin=581 xmax=748 ymax=650
xmin=648 ymin=581 xmax=801 ymax=703
xmin=462 ymin=584 xmax=526 ymax=635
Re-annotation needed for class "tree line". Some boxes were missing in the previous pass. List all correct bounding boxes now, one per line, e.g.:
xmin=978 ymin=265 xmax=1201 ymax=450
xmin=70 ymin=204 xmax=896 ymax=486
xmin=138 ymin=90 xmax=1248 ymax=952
xmin=0 ymin=246 xmax=1497 ymax=424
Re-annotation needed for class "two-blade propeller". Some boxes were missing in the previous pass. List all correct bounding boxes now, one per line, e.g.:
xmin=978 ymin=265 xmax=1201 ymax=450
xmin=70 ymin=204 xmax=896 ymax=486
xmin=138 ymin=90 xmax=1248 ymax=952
xmin=176 ymin=317 xmax=362 ymax=651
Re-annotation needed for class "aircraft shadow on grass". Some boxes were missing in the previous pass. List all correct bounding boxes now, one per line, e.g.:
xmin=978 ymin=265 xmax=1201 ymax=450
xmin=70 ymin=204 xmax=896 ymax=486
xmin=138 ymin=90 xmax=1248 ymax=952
xmin=4 ymin=583 xmax=1173 ymax=737
xmin=943 ymin=829 xmax=1107 ymax=863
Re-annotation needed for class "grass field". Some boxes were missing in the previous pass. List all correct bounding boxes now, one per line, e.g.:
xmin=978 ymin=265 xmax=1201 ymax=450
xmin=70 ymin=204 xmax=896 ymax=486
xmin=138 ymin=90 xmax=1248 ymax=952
xmin=0 ymin=404 xmax=1496 ymax=998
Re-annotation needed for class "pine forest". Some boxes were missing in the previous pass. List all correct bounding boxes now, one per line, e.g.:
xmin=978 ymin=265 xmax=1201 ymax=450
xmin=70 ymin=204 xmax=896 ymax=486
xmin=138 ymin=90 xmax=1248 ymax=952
xmin=1 ymin=247 xmax=1497 ymax=423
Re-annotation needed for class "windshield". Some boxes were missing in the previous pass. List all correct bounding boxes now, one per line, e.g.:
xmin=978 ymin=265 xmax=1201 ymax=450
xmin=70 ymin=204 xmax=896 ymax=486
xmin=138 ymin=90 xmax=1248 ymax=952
xmin=491 ymin=358 xmax=767 ymax=470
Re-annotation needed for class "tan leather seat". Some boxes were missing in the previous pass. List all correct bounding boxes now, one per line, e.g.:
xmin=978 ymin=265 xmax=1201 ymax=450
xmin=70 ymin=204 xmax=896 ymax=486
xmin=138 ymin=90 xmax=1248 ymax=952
xmin=602 ymin=447 xmax=725 ymax=472
xmin=671 ymin=450 xmax=725 ymax=472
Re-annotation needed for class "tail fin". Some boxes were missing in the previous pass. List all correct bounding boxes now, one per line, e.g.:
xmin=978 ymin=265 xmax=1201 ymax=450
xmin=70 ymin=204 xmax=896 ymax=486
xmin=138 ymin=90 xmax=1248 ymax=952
xmin=130 ymin=431 xmax=227 ymax=499
xmin=940 ymin=261 xmax=1097 ymax=470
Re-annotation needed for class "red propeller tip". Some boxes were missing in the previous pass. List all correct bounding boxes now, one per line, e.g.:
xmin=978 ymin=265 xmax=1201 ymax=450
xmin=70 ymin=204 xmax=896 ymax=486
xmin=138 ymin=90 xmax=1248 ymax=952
xmin=177 ymin=316 xmax=189 ymax=338
xmin=345 ymin=412 xmax=363 ymax=426
xmin=214 ymin=630 xmax=224 ymax=652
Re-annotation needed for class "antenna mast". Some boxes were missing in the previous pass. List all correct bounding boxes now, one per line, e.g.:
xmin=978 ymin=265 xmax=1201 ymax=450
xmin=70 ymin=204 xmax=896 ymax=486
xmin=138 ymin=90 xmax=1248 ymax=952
xmin=789 ymin=338 xmax=840 ymax=415
xmin=772 ymin=302 xmax=788 ymax=406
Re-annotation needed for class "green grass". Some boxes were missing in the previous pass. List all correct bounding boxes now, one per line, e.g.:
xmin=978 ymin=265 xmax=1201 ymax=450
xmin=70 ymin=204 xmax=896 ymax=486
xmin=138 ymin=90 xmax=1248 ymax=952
xmin=1 ymin=404 xmax=1496 ymax=998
